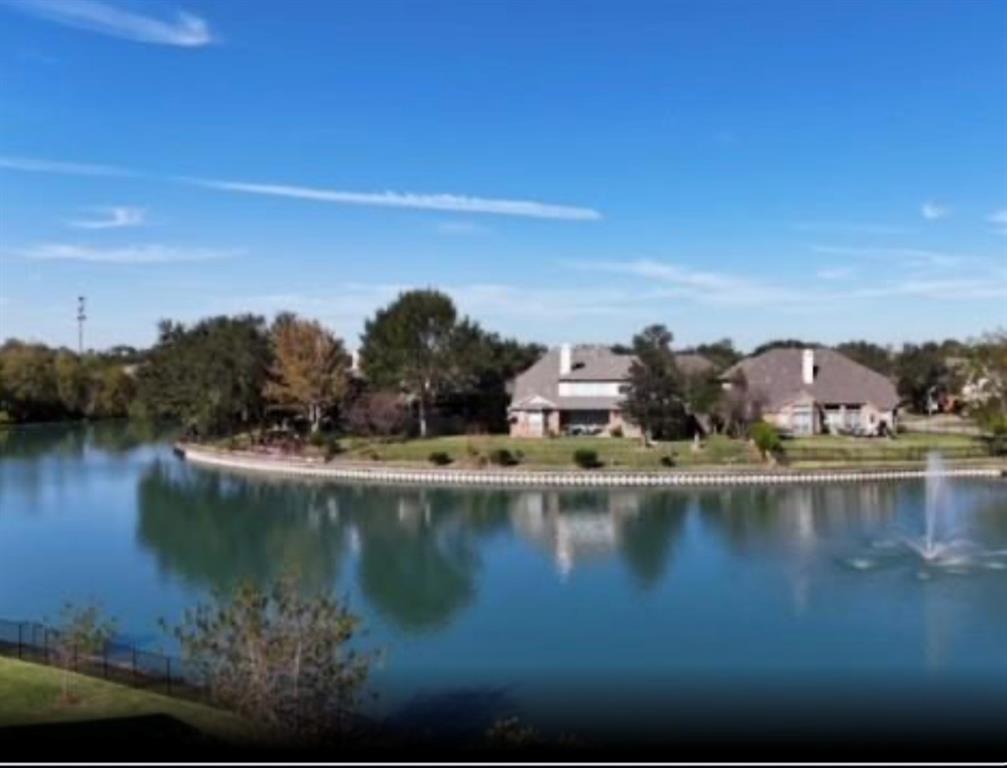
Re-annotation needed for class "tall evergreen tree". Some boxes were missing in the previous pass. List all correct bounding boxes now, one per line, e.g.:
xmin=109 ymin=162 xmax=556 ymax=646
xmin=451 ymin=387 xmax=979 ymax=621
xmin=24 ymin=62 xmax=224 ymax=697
xmin=622 ymin=324 xmax=688 ymax=443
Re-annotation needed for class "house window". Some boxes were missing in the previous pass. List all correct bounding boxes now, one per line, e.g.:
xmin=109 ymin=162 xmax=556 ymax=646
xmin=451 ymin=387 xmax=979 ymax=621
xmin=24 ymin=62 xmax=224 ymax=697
xmin=792 ymin=406 xmax=814 ymax=435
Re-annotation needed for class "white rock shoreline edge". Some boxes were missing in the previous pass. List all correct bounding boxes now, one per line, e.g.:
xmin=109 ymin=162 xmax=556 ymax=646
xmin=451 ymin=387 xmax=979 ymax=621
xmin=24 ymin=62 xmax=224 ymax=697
xmin=177 ymin=445 xmax=1006 ymax=489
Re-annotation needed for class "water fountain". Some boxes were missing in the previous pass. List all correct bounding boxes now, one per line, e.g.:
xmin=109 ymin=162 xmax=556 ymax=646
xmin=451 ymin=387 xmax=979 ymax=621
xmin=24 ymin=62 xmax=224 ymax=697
xmin=844 ymin=452 xmax=1007 ymax=574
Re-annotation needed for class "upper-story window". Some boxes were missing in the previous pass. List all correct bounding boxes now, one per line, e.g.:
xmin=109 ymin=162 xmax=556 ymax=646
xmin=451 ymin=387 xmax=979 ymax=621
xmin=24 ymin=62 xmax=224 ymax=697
xmin=558 ymin=381 xmax=624 ymax=397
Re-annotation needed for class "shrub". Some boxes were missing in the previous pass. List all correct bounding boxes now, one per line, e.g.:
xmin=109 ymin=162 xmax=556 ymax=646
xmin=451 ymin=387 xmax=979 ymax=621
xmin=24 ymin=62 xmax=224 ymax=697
xmin=660 ymin=453 xmax=676 ymax=468
xmin=610 ymin=426 xmax=624 ymax=438
xmin=324 ymin=439 xmax=343 ymax=461
xmin=429 ymin=451 xmax=453 ymax=466
xmin=573 ymin=448 xmax=602 ymax=469
xmin=488 ymin=448 xmax=521 ymax=467
xmin=346 ymin=392 xmax=409 ymax=437
xmin=309 ymin=430 xmax=327 ymax=448
xmin=750 ymin=421 xmax=783 ymax=460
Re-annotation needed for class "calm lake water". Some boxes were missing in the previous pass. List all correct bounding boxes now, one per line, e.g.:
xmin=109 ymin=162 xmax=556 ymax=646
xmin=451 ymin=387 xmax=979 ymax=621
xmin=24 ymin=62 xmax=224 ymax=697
xmin=2 ymin=422 xmax=1006 ymax=744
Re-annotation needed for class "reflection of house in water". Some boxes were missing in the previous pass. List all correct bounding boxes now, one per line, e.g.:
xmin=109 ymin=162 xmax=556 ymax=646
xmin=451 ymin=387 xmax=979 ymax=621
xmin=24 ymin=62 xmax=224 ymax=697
xmin=509 ymin=491 xmax=642 ymax=577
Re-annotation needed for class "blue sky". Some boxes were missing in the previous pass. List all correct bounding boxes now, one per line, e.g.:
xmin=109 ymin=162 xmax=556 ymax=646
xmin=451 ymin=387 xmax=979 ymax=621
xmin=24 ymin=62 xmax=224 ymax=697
xmin=1 ymin=0 xmax=1005 ymax=352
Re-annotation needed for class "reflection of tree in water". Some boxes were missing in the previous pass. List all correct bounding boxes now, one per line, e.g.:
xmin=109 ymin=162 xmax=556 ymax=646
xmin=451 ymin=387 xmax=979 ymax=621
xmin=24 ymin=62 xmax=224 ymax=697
xmin=618 ymin=492 xmax=689 ymax=588
xmin=137 ymin=462 xmax=350 ymax=593
xmin=696 ymin=484 xmax=900 ymax=553
xmin=88 ymin=420 xmax=179 ymax=454
xmin=353 ymin=488 xmax=508 ymax=633
xmin=0 ymin=422 xmax=89 ymax=461
xmin=0 ymin=420 xmax=177 ymax=461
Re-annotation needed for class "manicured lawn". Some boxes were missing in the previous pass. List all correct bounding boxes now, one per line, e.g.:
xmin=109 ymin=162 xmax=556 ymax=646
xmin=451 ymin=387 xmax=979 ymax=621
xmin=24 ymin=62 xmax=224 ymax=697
xmin=782 ymin=432 xmax=991 ymax=463
xmin=216 ymin=428 xmax=998 ymax=470
xmin=0 ymin=656 xmax=251 ymax=743
xmin=335 ymin=431 xmax=995 ymax=469
xmin=339 ymin=434 xmax=755 ymax=469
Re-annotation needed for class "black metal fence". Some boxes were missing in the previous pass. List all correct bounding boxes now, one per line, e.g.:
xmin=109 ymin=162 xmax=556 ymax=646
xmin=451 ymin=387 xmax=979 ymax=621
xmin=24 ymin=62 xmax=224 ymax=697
xmin=0 ymin=618 xmax=208 ymax=703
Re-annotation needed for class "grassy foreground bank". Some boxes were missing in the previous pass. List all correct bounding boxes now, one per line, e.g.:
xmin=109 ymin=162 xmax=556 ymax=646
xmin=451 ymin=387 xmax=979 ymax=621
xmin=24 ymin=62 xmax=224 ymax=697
xmin=220 ymin=431 xmax=999 ymax=471
xmin=0 ymin=656 xmax=250 ymax=743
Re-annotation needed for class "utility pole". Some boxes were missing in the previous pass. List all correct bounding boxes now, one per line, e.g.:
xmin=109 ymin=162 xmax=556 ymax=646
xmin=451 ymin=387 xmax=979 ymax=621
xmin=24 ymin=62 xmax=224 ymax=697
xmin=76 ymin=296 xmax=87 ymax=355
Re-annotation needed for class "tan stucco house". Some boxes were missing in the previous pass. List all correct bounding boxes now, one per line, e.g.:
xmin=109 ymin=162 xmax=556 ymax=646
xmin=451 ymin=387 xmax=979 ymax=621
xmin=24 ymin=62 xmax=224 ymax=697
xmin=721 ymin=347 xmax=899 ymax=436
xmin=508 ymin=344 xmax=713 ymax=438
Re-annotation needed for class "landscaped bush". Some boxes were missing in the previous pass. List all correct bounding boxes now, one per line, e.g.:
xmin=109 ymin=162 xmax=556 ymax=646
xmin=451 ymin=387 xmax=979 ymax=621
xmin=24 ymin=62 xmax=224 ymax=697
xmin=660 ymin=453 xmax=676 ymax=468
xmin=750 ymin=421 xmax=783 ymax=460
xmin=308 ymin=431 xmax=327 ymax=448
xmin=324 ymin=438 xmax=343 ymax=461
xmin=610 ymin=426 xmax=624 ymax=438
xmin=428 ymin=451 xmax=453 ymax=466
xmin=488 ymin=448 xmax=522 ymax=467
xmin=573 ymin=448 xmax=602 ymax=469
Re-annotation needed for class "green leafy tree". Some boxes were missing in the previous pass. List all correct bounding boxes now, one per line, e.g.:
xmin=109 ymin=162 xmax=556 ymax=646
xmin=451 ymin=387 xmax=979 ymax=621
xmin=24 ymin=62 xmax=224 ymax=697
xmin=0 ymin=341 xmax=61 ymax=421
xmin=687 ymin=338 xmax=742 ymax=371
xmin=54 ymin=352 xmax=90 ymax=416
xmin=896 ymin=342 xmax=952 ymax=413
xmin=359 ymin=290 xmax=464 ymax=438
xmin=966 ymin=330 xmax=1007 ymax=436
xmin=622 ymin=324 xmax=688 ymax=443
xmin=441 ymin=319 xmax=544 ymax=432
xmin=51 ymin=602 xmax=116 ymax=702
xmin=265 ymin=313 xmax=351 ymax=433
xmin=834 ymin=340 xmax=895 ymax=377
xmin=168 ymin=575 xmax=373 ymax=742
xmin=135 ymin=315 xmax=271 ymax=437
xmin=750 ymin=338 xmax=819 ymax=356
xmin=92 ymin=365 xmax=137 ymax=418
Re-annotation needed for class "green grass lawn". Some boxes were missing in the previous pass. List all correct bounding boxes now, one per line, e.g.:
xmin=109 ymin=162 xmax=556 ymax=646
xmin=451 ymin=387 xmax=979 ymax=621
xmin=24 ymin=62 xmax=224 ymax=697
xmin=331 ymin=431 xmax=995 ymax=470
xmin=216 ymin=428 xmax=998 ymax=471
xmin=0 ymin=656 xmax=251 ymax=743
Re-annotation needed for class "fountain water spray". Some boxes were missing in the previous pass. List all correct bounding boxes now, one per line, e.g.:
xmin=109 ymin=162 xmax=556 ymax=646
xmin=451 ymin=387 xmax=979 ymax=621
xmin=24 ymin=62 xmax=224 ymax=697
xmin=922 ymin=452 xmax=946 ymax=560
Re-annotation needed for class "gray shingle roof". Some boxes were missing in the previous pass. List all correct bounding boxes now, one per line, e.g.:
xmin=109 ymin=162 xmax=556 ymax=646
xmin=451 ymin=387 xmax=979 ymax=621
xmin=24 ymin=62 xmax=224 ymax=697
xmin=509 ymin=345 xmax=714 ymax=412
xmin=722 ymin=348 xmax=899 ymax=411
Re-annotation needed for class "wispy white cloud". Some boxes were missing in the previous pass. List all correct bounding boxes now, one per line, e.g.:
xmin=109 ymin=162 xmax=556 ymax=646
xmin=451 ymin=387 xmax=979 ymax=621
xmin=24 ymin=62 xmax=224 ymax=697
xmin=68 ymin=205 xmax=146 ymax=229
xmin=565 ymin=258 xmax=811 ymax=306
xmin=809 ymin=244 xmax=970 ymax=270
xmin=0 ymin=155 xmax=599 ymax=222
xmin=186 ymin=178 xmax=603 ymax=221
xmin=0 ymin=155 xmax=132 ymax=177
xmin=851 ymin=276 xmax=1007 ymax=302
xmin=11 ymin=243 xmax=238 ymax=264
xmin=3 ymin=0 xmax=212 ymax=47
xmin=988 ymin=208 xmax=1007 ymax=235
xmin=921 ymin=201 xmax=949 ymax=220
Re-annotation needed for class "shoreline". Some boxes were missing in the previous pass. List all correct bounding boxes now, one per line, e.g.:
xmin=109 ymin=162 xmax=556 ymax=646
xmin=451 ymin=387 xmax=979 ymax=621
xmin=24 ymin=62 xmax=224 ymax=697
xmin=177 ymin=444 xmax=1007 ymax=489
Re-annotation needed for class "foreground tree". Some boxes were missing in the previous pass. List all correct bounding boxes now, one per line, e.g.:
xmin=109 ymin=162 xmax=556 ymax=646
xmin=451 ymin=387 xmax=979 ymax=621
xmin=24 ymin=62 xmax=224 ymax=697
xmin=51 ymin=602 xmax=116 ymax=703
xmin=623 ymin=325 xmax=688 ymax=443
xmin=359 ymin=290 xmax=465 ymax=438
xmin=169 ymin=576 xmax=373 ymax=743
xmin=135 ymin=315 xmax=271 ymax=437
xmin=265 ymin=313 xmax=351 ymax=433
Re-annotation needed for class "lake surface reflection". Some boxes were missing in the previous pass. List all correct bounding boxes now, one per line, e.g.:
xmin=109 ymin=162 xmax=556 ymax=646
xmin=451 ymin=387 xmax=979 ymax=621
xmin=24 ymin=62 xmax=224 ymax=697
xmin=2 ymin=423 xmax=1006 ymax=740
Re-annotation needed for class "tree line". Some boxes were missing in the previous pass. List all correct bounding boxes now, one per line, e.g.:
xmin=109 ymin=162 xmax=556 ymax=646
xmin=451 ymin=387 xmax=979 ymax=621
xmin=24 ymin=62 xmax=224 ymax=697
xmin=1 ymin=290 xmax=1004 ymax=439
